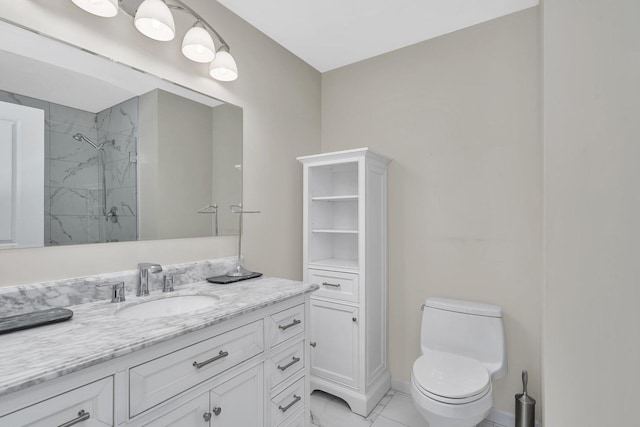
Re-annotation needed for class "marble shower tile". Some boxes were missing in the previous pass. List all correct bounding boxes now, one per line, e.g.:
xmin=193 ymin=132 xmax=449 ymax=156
xmin=99 ymin=130 xmax=137 ymax=163
xmin=44 ymin=186 xmax=50 ymax=215
xmin=50 ymin=187 xmax=103 ymax=216
xmin=107 ymin=186 xmax=136 ymax=217
xmin=104 ymin=215 xmax=137 ymax=242
xmin=50 ymin=214 xmax=96 ymax=245
xmin=49 ymin=159 xmax=100 ymax=189
xmin=97 ymin=97 xmax=137 ymax=134
xmin=49 ymin=103 xmax=96 ymax=132
xmin=44 ymin=213 xmax=51 ymax=245
xmin=49 ymin=130 xmax=98 ymax=163
xmin=105 ymin=158 xmax=136 ymax=188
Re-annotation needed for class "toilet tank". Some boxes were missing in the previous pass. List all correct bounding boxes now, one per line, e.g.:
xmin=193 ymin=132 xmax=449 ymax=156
xmin=421 ymin=298 xmax=507 ymax=380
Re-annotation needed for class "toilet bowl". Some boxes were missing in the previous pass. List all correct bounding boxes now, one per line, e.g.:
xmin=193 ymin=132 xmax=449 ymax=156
xmin=411 ymin=298 xmax=507 ymax=427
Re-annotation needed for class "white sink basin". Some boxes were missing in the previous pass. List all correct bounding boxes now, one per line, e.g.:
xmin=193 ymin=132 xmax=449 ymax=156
xmin=116 ymin=295 xmax=220 ymax=319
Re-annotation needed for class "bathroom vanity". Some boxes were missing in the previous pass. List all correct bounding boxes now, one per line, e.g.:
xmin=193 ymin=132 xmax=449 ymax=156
xmin=0 ymin=261 xmax=317 ymax=427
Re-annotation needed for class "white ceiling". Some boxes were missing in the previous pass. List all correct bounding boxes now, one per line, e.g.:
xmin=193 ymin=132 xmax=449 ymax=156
xmin=217 ymin=0 xmax=539 ymax=72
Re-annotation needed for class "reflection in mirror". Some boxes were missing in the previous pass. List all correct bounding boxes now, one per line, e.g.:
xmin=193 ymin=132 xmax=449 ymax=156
xmin=0 ymin=20 xmax=242 ymax=249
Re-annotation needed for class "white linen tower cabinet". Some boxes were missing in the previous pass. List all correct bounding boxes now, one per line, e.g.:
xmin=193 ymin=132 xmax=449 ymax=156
xmin=297 ymin=148 xmax=391 ymax=416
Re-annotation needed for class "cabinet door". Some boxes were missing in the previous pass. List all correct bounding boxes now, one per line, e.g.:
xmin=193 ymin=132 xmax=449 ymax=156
xmin=142 ymin=393 xmax=209 ymax=427
xmin=209 ymin=364 xmax=263 ymax=427
xmin=310 ymin=299 xmax=359 ymax=387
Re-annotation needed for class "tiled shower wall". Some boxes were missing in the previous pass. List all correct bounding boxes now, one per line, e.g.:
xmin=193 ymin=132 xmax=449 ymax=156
xmin=0 ymin=90 xmax=137 ymax=245
xmin=97 ymin=98 xmax=138 ymax=243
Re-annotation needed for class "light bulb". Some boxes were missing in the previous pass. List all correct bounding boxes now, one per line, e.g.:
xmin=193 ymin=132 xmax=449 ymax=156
xmin=71 ymin=0 xmax=118 ymax=17
xmin=209 ymin=50 xmax=238 ymax=82
xmin=182 ymin=24 xmax=216 ymax=63
xmin=134 ymin=0 xmax=175 ymax=41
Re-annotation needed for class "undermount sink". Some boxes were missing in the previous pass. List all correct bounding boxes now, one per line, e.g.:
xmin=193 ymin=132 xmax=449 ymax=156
xmin=116 ymin=295 xmax=221 ymax=319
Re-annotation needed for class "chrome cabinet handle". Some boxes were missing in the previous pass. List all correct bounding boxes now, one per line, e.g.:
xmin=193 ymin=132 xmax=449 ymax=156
xmin=278 ymin=356 xmax=301 ymax=371
xmin=322 ymin=282 xmax=341 ymax=288
xmin=203 ymin=412 xmax=212 ymax=422
xmin=58 ymin=410 xmax=90 ymax=427
xmin=213 ymin=407 xmax=222 ymax=416
xmin=193 ymin=350 xmax=229 ymax=369
xmin=278 ymin=319 xmax=301 ymax=331
xmin=310 ymin=342 xmax=317 ymax=347
xmin=279 ymin=395 xmax=301 ymax=413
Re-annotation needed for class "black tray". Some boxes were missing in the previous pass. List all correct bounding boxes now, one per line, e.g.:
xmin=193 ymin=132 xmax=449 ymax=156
xmin=0 ymin=308 xmax=74 ymax=335
xmin=207 ymin=272 xmax=263 ymax=284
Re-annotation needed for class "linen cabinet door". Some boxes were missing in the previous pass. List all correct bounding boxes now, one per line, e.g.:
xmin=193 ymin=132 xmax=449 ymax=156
xmin=208 ymin=364 xmax=263 ymax=427
xmin=310 ymin=299 xmax=359 ymax=387
xmin=142 ymin=393 xmax=209 ymax=427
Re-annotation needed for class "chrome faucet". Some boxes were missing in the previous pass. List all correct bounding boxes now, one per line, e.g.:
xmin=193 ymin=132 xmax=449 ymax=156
xmin=137 ymin=263 xmax=163 ymax=296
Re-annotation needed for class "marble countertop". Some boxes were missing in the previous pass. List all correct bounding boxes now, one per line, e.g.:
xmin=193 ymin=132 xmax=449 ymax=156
xmin=0 ymin=277 xmax=317 ymax=397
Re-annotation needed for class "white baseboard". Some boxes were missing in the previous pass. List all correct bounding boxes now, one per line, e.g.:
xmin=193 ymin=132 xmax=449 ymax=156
xmin=390 ymin=378 xmax=540 ymax=427
xmin=390 ymin=378 xmax=412 ymax=395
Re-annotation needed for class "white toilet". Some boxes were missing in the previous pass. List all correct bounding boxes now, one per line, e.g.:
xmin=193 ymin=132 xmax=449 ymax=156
xmin=411 ymin=298 xmax=507 ymax=427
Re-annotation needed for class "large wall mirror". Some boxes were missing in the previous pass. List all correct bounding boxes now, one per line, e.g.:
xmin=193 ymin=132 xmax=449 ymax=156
xmin=0 ymin=20 xmax=242 ymax=249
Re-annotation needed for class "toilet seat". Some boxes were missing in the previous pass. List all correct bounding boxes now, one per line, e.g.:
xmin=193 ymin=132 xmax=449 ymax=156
xmin=412 ymin=350 xmax=491 ymax=405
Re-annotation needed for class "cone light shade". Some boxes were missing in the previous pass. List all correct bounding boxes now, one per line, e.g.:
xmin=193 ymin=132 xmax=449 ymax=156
xmin=182 ymin=25 xmax=216 ymax=63
xmin=71 ymin=0 xmax=118 ymax=17
xmin=134 ymin=0 xmax=175 ymax=41
xmin=209 ymin=50 xmax=238 ymax=82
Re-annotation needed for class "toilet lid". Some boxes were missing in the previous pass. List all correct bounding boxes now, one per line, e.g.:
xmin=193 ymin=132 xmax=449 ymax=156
xmin=412 ymin=351 xmax=490 ymax=401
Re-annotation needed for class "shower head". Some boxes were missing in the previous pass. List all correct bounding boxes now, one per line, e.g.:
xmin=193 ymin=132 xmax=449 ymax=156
xmin=72 ymin=133 xmax=105 ymax=150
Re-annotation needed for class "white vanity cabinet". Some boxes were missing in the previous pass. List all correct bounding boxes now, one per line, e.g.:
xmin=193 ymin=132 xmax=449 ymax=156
xmin=298 ymin=148 xmax=391 ymax=416
xmin=0 ymin=294 xmax=311 ymax=427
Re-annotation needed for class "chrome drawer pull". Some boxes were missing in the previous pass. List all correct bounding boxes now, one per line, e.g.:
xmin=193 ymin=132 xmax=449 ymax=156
xmin=193 ymin=350 xmax=229 ymax=369
xmin=58 ymin=410 xmax=90 ymax=427
xmin=277 ymin=356 xmax=301 ymax=371
xmin=279 ymin=394 xmax=301 ymax=413
xmin=322 ymin=281 xmax=341 ymax=288
xmin=213 ymin=407 xmax=222 ymax=416
xmin=278 ymin=319 xmax=301 ymax=331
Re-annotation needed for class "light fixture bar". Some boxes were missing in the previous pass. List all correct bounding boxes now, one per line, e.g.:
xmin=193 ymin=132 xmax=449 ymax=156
xmin=77 ymin=0 xmax=237 ymax=81
xmin=116 ymin=0 xmax=228 ymax=49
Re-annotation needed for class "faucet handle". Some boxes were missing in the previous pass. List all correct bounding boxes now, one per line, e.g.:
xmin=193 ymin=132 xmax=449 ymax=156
xmin=98 ymin=282 xmax=126 ymax=303
xmin=163 ymin=270 xmax=186 ymax=293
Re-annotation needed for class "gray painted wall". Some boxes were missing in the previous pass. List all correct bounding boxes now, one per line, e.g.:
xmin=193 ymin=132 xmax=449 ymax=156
xmin=321 ymin=8 xmax=541 ymax=417
xmin=543 ymin=0 xmax=640 ymax=425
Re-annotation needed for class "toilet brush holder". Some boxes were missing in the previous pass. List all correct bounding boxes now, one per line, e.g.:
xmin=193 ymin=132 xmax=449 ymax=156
xmin=515 ymin=370 xmax=536 ymax=427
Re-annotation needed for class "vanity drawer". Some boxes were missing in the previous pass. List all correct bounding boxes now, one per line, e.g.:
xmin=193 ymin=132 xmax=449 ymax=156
xmin=279 ymin=408 xmax=306 ymax=427
xmin=268 ymin=339 xmax=305 ymax=389
xmin=268 ymin=304 xmax=305 ymax=348
xmin=0 ymin=376 xmax=113 ymax=427
xmin=129 ymin=320 xmax=264 ymax=417
xmin=270 ymin=377 xmax=306 ymax=426
xmin=308 ymin=269 xmax=359 ymax=303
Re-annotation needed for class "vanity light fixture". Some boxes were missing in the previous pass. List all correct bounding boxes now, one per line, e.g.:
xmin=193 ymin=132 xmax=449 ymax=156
xmin=69 ymin=0 xmax=238 ymax=81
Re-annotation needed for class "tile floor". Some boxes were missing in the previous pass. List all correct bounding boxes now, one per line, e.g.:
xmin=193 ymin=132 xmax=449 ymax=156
xmin=309 ymin=390 xmax=506 ymax=427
